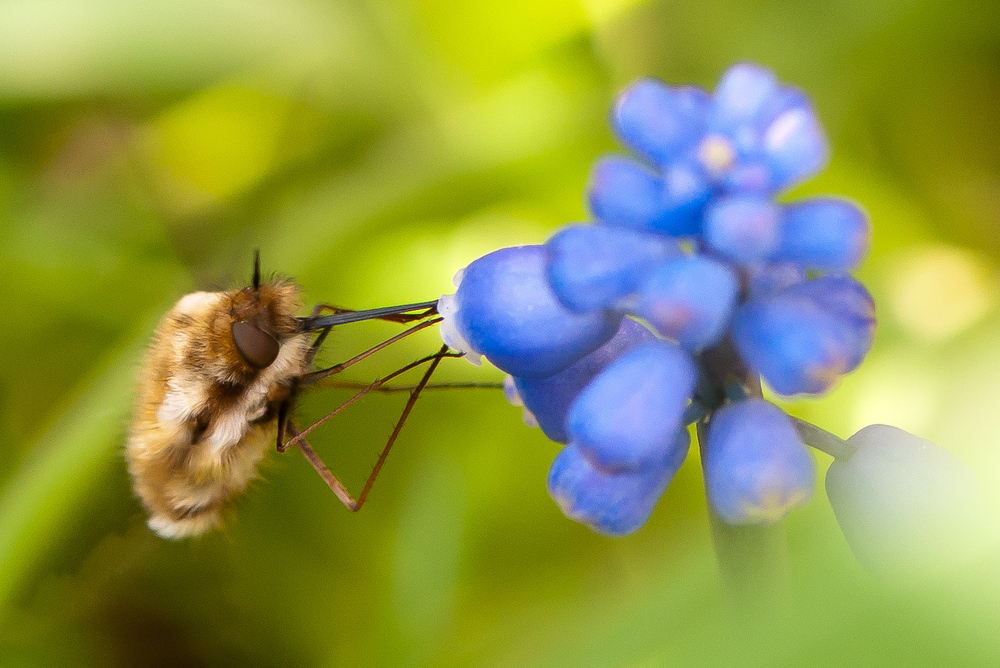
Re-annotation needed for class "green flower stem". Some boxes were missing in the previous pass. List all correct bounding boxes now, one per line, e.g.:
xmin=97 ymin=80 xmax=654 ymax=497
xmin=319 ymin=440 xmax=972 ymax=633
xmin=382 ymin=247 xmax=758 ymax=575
xmin=697 ymin=421 xmax=792 ymax=619
xmin=791 ymin=417 xmax=857 ymax=461
xmin=694 ymin=343 xmax=792 ymax=617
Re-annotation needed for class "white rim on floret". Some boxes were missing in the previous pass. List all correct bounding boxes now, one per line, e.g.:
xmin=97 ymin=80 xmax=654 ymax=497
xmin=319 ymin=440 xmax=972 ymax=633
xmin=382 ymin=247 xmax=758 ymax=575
xmin=502 ymin=375 xmax=523 ymax=406
xmin=503 ymin=375 xmax=540 ymax=428
xmin=436 ymin=292 xmax=482 ymax=366
xmin=765 ymin=107 xmax=811 ymax=153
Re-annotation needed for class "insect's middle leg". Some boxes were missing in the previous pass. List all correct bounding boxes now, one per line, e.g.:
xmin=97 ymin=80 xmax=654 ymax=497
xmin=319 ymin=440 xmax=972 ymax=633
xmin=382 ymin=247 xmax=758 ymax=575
xmin=282 ymin=344 xmax=452 ymax=512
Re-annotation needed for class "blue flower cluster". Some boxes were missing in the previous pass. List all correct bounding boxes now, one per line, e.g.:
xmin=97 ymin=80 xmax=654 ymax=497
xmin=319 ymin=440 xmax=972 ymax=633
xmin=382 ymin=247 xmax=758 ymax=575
xmin=438 ymin=63 xmax=875 ymax=535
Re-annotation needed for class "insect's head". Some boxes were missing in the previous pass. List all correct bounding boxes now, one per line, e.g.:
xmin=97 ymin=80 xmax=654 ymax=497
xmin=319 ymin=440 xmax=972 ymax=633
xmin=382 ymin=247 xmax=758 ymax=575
xmin=226 ymin=252 xmax=302 ymax=370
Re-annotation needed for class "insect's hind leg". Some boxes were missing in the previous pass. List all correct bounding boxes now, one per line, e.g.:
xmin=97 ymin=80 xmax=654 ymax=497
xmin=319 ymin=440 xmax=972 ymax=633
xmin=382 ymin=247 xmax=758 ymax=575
xmin=284 ymin=422 xmax=358 ymax=511
xmin=284 ymin=344 xmax=451 ymax=512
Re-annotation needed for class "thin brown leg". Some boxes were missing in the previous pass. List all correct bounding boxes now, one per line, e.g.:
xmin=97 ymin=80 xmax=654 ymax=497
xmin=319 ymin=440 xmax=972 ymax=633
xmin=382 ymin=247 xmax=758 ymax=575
xmin=287 ymin=345 xmax=460 ymax=449
xmin=306 ymin=332 xmax=331 ymax=366
xmin=285 ymin=344 xmax=451 ymax=512
xmin=354 ymin=344 xmax=448 ymax=511
xmin=305 ymin=304 xmax=334 ymax=364
xmin=276 ymin=398 xmax=291 ymax=453
xmin=316 ymin=379 xmax=502 ymax=393
xmin=286 ymin=423 xmax=359 ymax=510
xmin=300 ymin=317 xmax=443 ymax=385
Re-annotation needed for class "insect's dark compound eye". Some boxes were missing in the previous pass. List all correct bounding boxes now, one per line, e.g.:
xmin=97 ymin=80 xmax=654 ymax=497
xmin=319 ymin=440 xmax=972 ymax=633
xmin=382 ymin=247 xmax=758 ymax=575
xmin=231 ymin=321 xmax=280 ymax=369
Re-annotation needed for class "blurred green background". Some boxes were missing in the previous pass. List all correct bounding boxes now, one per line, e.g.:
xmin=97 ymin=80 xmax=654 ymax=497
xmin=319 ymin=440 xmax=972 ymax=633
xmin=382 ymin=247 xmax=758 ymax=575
xmin=1 ymin=0 xmax=1000 ymax=665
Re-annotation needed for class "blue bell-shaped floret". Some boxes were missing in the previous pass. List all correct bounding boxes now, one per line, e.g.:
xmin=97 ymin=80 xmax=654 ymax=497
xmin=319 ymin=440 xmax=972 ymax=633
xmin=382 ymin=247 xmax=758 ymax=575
xmin=612 ymin=79 xmax=707 ymax=165
xmin=511 ymin=319 xmax=658 ymax=443
xmin=775 ymin=197 xmax=870 ymax=271
xmin=703 ymin=399 xmax=815 ymax=524
xmin=545 ymin=224 xmax=678 ymax=313
xmin=566 ymin=341 xmax=697 ymax=471
xmin=731 ymin=275 xmax=875 ymax=395
xmin=442 ymin=245 xmax=623 ymax=378
xmin=548 ymin=431 xmax=690 ymax=536
xmin=704 ymin=194 xmax=782 ymax=264
xmin=635 ymin=255 xmax=739 ymax=351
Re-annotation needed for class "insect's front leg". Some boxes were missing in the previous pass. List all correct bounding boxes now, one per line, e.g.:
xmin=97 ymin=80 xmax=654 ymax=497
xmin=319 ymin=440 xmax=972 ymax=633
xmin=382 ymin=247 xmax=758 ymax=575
xmin=301 ymin=318 xmax=443 ymax=385
xmin=275 ymin=393 xmax=298 ymax=453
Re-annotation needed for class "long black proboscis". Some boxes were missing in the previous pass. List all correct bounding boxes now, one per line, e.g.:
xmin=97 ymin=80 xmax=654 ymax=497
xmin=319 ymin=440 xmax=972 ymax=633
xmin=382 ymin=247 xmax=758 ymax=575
xmin=297 ymin=300 xmax=439 ymax=331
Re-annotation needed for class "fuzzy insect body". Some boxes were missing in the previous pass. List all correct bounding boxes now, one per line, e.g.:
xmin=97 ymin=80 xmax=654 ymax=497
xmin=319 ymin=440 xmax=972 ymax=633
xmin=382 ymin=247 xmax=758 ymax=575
xmin=126 ymin=255 xmax=449 ymax=540
xmin=127 ymin=280 xmax=311 ymax=539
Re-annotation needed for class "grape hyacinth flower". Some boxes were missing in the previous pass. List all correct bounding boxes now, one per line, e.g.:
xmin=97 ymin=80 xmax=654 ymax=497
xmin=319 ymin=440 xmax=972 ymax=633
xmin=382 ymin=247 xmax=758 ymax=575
xmin=438 ymin=62 xmax=982 ymax=574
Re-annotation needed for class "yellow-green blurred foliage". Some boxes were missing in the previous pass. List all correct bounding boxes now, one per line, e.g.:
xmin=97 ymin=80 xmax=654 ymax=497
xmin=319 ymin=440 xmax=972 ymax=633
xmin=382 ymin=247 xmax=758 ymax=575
xmin=1 ymin=0 xmax=999 ymax=666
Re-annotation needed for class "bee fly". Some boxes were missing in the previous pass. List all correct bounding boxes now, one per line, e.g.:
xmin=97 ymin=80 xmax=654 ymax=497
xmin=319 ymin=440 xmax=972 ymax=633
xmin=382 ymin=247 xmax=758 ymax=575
xmin=126 ymin=253 xmax=466 ymax=539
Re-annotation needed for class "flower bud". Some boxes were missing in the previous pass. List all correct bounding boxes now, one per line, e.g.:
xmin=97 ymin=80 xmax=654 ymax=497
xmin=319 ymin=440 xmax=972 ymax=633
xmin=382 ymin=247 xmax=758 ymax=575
xmin=546 ymin=224 xmax=676 ymax=313
xmin=826 ymin=425 xmax=987 ymax=574
xmin=612 ymin=79 xmax=706 ymax=164
xmin=512 ymin=319 xmax=657 ymax=443
xmin=704 ymin=195 xmax=782 ymax=264
xmin=776 ymin=197 xmax=870 ymax=271
xmin=636 ymin=255 xmax=739 ymax=351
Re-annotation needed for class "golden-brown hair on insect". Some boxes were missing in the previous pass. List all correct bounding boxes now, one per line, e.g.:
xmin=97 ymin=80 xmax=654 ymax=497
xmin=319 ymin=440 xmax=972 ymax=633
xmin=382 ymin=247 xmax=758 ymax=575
xmin=126 ymin=264 xmax=311 ymax=538
xmin=126 ymin=253 xmax=449 ymax=539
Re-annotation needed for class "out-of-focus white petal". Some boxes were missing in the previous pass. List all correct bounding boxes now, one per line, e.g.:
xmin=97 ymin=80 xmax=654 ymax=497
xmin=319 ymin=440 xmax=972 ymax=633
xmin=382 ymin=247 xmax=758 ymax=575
xmin=826 ymin=424 xmax=987 ymax=574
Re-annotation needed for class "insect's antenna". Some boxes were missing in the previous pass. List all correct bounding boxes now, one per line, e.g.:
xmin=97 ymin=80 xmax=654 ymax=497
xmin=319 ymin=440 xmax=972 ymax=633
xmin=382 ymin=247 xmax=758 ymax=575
xmin=252 ymin=249 xmax=261 ymax=291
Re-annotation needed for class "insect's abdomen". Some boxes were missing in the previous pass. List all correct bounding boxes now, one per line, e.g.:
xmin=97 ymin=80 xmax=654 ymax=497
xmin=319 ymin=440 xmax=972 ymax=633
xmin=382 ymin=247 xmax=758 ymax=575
xmin=127 ymin=415 xmax=273 ymax=538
